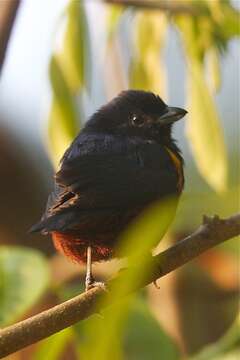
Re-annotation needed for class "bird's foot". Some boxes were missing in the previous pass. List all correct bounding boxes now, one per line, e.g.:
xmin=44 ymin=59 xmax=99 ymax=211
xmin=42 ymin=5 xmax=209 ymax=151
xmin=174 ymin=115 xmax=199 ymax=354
xmin=85 ymin=276 xmax=106 ymax=292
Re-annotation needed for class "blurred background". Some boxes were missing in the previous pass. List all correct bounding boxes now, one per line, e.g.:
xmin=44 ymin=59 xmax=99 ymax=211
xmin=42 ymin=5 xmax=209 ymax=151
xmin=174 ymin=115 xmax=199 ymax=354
xmin=0 ymin=0 xmax=239 ymax=359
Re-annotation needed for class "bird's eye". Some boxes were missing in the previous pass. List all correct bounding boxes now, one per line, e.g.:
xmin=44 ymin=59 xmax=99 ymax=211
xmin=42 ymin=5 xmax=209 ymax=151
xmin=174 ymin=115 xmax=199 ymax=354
xmin=131 ymin=115 xmax=145 ymax=127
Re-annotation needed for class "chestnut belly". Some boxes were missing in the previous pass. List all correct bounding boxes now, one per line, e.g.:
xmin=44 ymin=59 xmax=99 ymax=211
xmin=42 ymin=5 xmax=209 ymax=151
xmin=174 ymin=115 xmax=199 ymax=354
xmin=52 ymin=231 xmax=115 ymax=263
xmin=51 ymin=207 xmax=142 ymax=263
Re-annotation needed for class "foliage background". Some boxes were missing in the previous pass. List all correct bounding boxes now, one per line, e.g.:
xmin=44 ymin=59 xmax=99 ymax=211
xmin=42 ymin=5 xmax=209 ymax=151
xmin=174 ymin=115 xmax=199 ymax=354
xmin=0 ymin=0 xmax=239 ymax=359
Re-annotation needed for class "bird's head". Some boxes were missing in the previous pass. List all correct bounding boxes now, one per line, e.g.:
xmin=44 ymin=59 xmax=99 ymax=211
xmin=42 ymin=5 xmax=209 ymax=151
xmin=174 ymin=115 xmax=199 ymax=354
xmin=84 ymin=90 xmax=187 ymax=143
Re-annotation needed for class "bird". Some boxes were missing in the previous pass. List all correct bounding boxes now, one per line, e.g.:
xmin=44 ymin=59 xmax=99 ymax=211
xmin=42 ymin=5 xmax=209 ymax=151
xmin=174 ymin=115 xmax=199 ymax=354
xmin=30 ymin=90 xmax=187 ymax=291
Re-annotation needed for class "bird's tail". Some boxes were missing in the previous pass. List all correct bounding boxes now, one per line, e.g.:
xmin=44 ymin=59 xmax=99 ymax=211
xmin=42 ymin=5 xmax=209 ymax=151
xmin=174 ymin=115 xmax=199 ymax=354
xmin=29 ymin=211 xmax=79 ymax=234
xmin=28 ymin=219 xmax=48 ymax=234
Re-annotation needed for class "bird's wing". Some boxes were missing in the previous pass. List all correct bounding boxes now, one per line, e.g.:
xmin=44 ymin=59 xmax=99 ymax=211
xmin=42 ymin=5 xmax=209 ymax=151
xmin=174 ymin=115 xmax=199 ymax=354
xmin=30 ymin=134 xmax=179 ymax=233
xmin=51 ymin=134 xmax=179 ymax=212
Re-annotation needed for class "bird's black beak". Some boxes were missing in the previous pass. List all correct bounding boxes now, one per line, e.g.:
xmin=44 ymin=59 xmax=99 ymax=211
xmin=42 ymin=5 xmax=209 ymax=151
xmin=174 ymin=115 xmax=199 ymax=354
xmin=158 ymin=106 xmax=187 ymax=125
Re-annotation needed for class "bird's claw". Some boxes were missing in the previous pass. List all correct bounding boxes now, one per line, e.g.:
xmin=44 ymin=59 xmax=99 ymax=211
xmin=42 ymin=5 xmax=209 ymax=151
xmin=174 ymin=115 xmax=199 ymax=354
xmin=85 ymin=280 xmax=107 ymax=292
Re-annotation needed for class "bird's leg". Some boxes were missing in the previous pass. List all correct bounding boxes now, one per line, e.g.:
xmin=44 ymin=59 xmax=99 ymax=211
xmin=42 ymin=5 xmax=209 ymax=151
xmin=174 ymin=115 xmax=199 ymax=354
xmin=85 ymin=246 xmax=106 ymax=292
xmin=85 ymin=246 xmax=95 ymax=291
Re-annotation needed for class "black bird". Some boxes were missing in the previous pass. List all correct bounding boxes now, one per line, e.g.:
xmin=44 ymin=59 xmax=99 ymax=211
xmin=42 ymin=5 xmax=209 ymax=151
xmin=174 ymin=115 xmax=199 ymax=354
xmin=31 ymin=90 xmax=187 ymax=290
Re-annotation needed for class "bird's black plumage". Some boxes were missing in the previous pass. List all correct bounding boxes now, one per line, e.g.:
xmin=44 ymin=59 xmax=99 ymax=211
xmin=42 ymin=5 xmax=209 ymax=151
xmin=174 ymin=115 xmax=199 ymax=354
xmin=31 ymin=90 xmax=187 ymax=264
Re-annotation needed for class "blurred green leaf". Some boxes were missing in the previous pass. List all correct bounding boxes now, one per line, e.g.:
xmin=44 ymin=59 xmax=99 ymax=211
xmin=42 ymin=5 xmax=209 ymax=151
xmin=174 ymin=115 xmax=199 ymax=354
xmin=47 ymin=0 xmax=89 ymax=167
xmin=176 ymin=14 xmax=228 ymax=192
xmin=76 ymin=197 xmax=179 ymax=359
xmin=124 ymin=296 xmax=181 ymax=360
xmin=49 ymin=56 xmax=79 ymax=135
xmin=130 ymin=11 xmax=167 ymax=97
xmin=48 ymin=57 xmax=80 ymax=167
xmin=176 ymin=15 xmax=207 ymax=61
xmin=176 ymin=1 xmax=239 ymax=55
xmin=205 ymin=0 xmax=240 ymax=45
xmin=191 ymin=314 xmax=240 ymax=360
xmin=0 ymin=246 xmax=49 ymax=327
xmin=206 ymin=46 xmax=221 ymax=93
xmin=33 ymin=328 xmax=73 ymax=360
xmin=75 ymin=293 xmax=181 ymax=360
xmin=59 ymin=0 xmax=89 ymax=93
xmin=220 ymin=6 xmax=240 ymax=40
xmin=118 ymin=196 xmax=178 ymax=260
xmin=106 ymin=4 xmax=125 ymax=41
xmin=104 ymin=4 xmax=128 ymax=95
xmin=174 ymin=0 xmax=239 ymax=192
xmin=78 ymin=298 xmax=131 ymax=360
xmin=220 ymin=350 xmax=240 ymax=360
xmin=48 ymin=100 xmax=77 ymax=168
xmin=130 ymin=60 xmax=151 ymax=90
xmin=186 ymin=58 xmax=228 ymax=192
xmin=174 ymin=184 xmax=240 ymax=231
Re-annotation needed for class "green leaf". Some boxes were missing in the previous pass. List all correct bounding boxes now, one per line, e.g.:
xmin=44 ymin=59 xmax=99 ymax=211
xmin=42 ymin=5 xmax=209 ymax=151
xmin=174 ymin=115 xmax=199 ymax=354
xmin=47 ymin=0 xmax=90 ymax=167
xmin=124 ymin=297 xmax=181 ymax=360
xmin=48 ymin=57 xmax=80 ymax=167
xmin=58 ymin=0 xmax=89 ymax=93
xmin=0 ymin=246 xmax=49 ymax=327
xmin=176 ymin=11 xmax=231 ymax=192
xmin=176 ymin=1 xmax=240 ymax=55
xmin=206 ymin=0 xmax=240 ymax=44
xmin=118 ymin=196 xmax=178 ymax=260
xmin=76 ymin=298 xmax=130 ymax=360
xmin=74 ymin=294 xmax=181 ymax=360
xmin=49 ymin=56 xmax=79 ymax=133
xmin=186 ymin=59 xmax=228 ymax=192
xmin=206 ymin=46 xmax=221 ymax=93
xmin=48 ymin=99 xmax=78 ymax=168
xmin=130 ymin=11 xmax=168 ymax=97
xmin=76 ymin=197 xmax=179 ymax=359
xmin=174 ymin=184 xmax=240 ymax=232
xmin=130 ymin=59 xmax=151 ymax=91
xmin=33 ymin=328 xmax=73 ymax=360
xmin=106 ymin=4 xmax=125 ymax=41
xmin=175 ymin=16 xmax=206 ymax=62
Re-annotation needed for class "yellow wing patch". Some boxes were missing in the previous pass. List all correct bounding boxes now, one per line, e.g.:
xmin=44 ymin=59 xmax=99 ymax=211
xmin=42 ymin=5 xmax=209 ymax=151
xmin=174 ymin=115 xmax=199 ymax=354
xmin=164 ymin=147 xmax=184 ymax=192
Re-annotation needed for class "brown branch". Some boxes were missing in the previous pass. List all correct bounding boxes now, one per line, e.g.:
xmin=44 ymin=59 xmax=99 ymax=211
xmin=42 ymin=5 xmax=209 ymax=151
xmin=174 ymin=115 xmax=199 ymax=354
xmin=0 ymin=0 xmax=20 ymax=74
xmin=102 ymin=0 xmax=200 ymax=15
xmin=0 ymin=213 xmax=240 ymax=358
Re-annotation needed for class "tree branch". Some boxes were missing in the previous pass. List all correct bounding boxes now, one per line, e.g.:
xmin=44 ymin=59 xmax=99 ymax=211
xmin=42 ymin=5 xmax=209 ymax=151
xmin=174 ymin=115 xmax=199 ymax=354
xmin=102 ymin=0 xmax=200 ymax=15
xmin=0 ymin=213 xmax=239 ymax=358
xmin=0 ymin=0 xmax=20 ymax=74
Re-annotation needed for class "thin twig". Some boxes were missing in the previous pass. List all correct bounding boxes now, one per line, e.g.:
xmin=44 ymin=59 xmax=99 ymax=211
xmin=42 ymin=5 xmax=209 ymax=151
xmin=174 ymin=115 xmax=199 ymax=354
xmin=0 ymin=0 xmax=20 ymax=74
xmin=102 ymin=0 xmax=200 ymax=15
xmin=0 ymin=213 xmax=239 ymax=358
